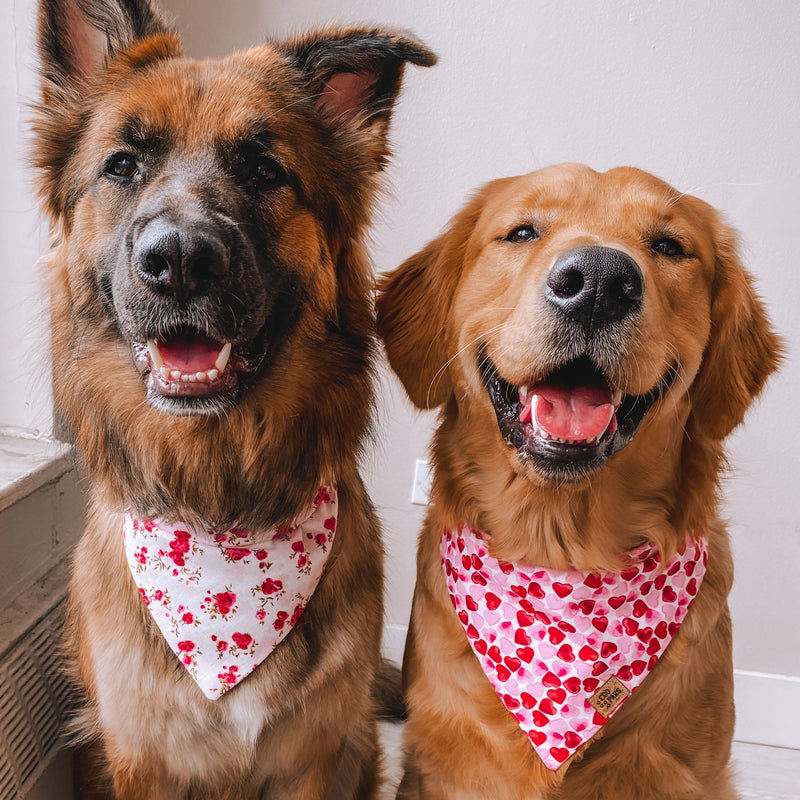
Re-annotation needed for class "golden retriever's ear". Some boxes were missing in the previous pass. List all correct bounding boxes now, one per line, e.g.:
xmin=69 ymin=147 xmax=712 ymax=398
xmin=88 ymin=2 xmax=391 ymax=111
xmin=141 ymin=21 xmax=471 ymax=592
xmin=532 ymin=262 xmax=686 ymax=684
xmin=689 ymin=217 xmax=783 ymax=440
xmin=376 ymin=195 xmax=484 ymax=409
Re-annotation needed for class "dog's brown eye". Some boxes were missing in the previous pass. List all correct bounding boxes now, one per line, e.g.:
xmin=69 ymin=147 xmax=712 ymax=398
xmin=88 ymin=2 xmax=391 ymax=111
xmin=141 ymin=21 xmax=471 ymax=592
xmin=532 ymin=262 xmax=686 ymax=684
xmin=652 ymin=237 xmax=685 ymax=257
xmin=506 ymin=225 xmax=539 ymax=243
xmin=254 ymin=158 xmax=287 ymax=191
xmin=105 ymin=154 xmax=139 ymax=180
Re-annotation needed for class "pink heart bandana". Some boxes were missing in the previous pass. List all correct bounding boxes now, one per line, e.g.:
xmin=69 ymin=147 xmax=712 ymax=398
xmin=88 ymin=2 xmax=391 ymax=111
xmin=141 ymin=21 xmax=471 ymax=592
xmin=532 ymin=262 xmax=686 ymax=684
xmin=441 ymin=524 xmax=707 ymax=770
xmin=124 ymin=485 xmax=337 ymax=699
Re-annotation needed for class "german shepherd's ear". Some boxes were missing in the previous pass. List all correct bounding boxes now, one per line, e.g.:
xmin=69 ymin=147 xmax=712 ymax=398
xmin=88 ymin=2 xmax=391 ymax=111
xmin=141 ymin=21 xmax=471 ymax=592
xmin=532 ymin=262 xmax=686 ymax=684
xmin=279 ymin=27 xmax=436 ymax=166
xmin=38 ymin=0 xmax=173 ymax=90
xmin=377 ymin=192 xmax=484 ymax=409
xmin=688 ymin=213 xmax=783 ymax=441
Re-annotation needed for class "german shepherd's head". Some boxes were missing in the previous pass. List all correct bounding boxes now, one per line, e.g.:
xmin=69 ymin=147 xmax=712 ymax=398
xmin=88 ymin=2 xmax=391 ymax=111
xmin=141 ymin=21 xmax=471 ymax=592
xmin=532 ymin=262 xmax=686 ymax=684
xmin=34 ymin=0 xmax=435 ymax=528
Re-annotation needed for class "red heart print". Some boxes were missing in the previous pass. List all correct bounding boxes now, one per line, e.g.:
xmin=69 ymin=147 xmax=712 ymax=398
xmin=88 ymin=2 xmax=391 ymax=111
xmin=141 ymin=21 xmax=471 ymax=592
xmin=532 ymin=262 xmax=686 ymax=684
xmin=687 ymin=578 xmax=698 ymax=596
xmin=564 ymin=677 xmax=581 ymax=693
xmin=550 ymin=747 xmax=570 ymax=762
xmin=484 ymin=592 xmax=501 ymax=611
xmin=466 ymin=595 xmax=479 ymax=612
xmin=475 ymin=639 xmax=487 ymax=655
xmin=547 ymin=687 xmax=567 ymax=704
xmin=516 ymin=646 xmax=535 ymax=663
xmin=557 ymin=644 xmax=575 ymax=662
xmin=471 ymin=573 xmax=487 ymax=586
xmin=528 ymin=582 xmax=545 ymax=599
xmin=609 ymin=595 xmax=626 ymax=609
xmin=584 ymin=572 xmax=603 ymax=589
xmin=495 ymin=664 xmax=511 ymax=682
xmin=578 ymin=645 xmax=599 ymax=661
xmin=557 ymin=620 xmax=577 ymax=634
xmin=515 ymin=628 xmax=532 ymax=646
xmin=504 ymin=693 xmax=520 ymax=710
xmin=583 ymin=677 xmax=600 ymax=692
xmin=622 ymin=617 xmax=638 ymax=636
xmin=592 ymin=615 xmax=609 ymax=632
xmin=498 ymin=561 xmax=513 ymax=575
xmin=600 ymin=642 xmax=618 ymax=659
xmin=633 ymin=599 xmax=648 ymax=618
xmin=548 ymin=627 xmax=566 ymax=645
xmin=533 ymin=610 xmax=552 ymax=625
xmin=516 ymin=610 xmax=535 ymax=627
xmin=488 ymin=645 xmax=502 ymax=663
xmin=539 ymin=698 xmax=556 ymax=716
xmin=631 ymin=659 xmax=647 ymax=676
xmin=591 ymin=661 xmax=608 ymax=677
xmin=578 ymin=599 xmax=596 ymax=614
xmin=617 ymin=665 xmax=633 ymax=681
xmin=511 ymin=584 xmax=527 ymax=599
xmin=564 ymin=731 xmax=582 ymax=749
xmin=654 ymin=621 xmax=668 ymax=639
xmin=521 ymin=692 xmax=537 ymax=709
xmin=662 ymin=585 xmax=677 ymax=603
xmin=504 ymin=656 xmax=522 ymax=673
xmin=552 ymin=582 xmax=573 ymax=598
xmin=532 ymin=710 xmax=549 ymax=727
xmin=542 ymin=671 xmax=561 ymax=688
xmin=529 ymin=730 xmax=546 ymax=746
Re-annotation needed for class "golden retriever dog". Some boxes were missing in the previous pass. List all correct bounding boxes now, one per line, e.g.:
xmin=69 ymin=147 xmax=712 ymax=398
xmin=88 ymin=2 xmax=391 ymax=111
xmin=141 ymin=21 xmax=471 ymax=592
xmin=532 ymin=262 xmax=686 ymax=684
xmin=377 ymin=164 xmax=782 ymax=799
xmin=32 ymin=0 xmax=434 ymax=796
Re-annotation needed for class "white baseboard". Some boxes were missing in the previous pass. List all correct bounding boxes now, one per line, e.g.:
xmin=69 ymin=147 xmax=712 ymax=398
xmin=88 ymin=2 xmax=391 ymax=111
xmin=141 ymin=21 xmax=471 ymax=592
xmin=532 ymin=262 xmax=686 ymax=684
xmin=734 ymin=669 xmax=800 ymax=750
xmin=383 ymin=627 xmax=799 ymax=750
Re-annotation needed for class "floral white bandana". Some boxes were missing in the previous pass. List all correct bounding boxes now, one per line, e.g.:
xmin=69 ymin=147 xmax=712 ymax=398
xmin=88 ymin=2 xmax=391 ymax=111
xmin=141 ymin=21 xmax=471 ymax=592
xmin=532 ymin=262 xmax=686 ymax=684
xmin=441 ymin=524 xmax=707 ymax=770
xmin=124 ymin=485 xmax=337 ymax=699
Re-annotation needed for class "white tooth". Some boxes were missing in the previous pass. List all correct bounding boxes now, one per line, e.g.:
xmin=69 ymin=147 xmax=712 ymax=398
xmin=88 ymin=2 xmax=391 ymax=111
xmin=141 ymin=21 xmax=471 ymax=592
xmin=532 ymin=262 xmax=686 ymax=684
xmin=612 ymin=388 xmax=623 ymax=406
xmin=170 ymin=370 xmax=182 ymax=380
xmin=196 ymin=371 xmax=207 ymax=382
xmin=215 ymin=342 xmax=232 ymax=373
xmin=207 ymin=369 xmax=219 ymax=381
xmin=160 ymin=366 xmax=170 ymax=380
xmin=184 ymin=374 xmax=196 ymax=382
xmin=147 ymin=340 xmax=163 ymax=369
xmin=519 ymin=384 xmax=529 ymax=400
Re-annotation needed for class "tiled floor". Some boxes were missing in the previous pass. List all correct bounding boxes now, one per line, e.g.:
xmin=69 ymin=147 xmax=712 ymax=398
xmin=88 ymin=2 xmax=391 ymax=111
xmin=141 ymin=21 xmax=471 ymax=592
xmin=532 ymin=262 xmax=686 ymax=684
xmin=379 ymin=724 xmax=800 ymax=799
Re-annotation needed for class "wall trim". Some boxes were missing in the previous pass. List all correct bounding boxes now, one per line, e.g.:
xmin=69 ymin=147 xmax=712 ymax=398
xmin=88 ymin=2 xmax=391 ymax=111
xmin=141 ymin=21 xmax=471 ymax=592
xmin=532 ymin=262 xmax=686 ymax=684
xmin=734 ymin=669 xmax=800 ymax=750
xmin=384 ymin=626 xmax=799 ymax=750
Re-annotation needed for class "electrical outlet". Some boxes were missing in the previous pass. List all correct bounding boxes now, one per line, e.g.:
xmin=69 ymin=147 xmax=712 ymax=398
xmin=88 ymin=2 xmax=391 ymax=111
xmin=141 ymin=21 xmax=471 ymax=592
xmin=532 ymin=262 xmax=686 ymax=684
xmin=410 ymin=459 xmax=432 ymax=505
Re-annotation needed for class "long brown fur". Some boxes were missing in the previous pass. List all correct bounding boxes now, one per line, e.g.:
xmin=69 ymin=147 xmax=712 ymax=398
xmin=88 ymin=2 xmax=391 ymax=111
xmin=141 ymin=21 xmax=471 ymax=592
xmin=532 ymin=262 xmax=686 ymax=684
xmin=32 ymin=1 xmax=435 ymax=797
xmin=377 ymin=164 xmax=783 ymax=799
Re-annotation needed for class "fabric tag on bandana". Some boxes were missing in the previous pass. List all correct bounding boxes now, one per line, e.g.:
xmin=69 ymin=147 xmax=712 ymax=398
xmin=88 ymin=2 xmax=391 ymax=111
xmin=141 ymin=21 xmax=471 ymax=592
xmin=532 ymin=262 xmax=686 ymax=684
xmin=441 ymin=524 xmax=707 ymax=770
xmin=124 ymin=485 xmax=337 ymax=699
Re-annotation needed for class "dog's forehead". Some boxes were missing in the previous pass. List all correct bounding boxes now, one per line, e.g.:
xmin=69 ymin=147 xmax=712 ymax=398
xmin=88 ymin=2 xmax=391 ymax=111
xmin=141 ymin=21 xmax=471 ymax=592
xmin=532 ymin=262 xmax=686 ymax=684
xmin=480 ymin=165 xmax=692 ymax=228
xmin=92 ymin=48 xmax=310 ymax=149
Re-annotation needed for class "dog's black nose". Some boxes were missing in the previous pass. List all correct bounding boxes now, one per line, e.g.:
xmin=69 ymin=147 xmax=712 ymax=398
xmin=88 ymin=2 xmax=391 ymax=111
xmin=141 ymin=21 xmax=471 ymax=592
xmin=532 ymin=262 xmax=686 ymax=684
xmin=545 ymin=246 xmax=643 ymax=331
xmin=134 ymin=219 xmax=229 ymax=298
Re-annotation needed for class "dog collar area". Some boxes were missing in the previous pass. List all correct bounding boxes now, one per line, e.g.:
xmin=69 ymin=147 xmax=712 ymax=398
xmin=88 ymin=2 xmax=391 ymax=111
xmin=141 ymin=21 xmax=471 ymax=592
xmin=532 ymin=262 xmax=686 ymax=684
xmin=441 ymin=524 xmax=708 ymax=770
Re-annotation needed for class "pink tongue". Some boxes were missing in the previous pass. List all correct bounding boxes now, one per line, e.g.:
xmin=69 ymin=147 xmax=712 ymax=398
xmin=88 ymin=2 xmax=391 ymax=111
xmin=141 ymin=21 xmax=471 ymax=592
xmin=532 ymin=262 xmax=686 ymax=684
xmin=158 ymin=336 xmax=222 ymax=373
xmin=530 ymin=384 xmax=614 ymax=440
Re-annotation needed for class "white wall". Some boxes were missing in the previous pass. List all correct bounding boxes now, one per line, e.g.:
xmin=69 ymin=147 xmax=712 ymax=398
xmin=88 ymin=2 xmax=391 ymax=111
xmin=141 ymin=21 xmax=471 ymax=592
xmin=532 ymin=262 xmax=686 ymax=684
xmin=5 ymin=0 xmax=797 ymax=714
xmin=2 ymin=0 xmax=52 ymax=434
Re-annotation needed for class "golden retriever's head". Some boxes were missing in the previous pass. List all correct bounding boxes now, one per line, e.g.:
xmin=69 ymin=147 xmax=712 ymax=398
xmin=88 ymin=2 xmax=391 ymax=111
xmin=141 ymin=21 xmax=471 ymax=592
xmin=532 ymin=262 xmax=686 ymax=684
xmin=378 ymin=165 xmax=782 ymax=493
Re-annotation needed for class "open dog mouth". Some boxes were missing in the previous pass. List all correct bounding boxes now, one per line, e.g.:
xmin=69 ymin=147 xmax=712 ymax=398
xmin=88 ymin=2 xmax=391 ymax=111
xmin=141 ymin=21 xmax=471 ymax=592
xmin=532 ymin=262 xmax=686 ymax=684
xmin=480 ymin=353 xmax=677 ymax=478
xmin=133 ymin=324 xmax=270 ymax=414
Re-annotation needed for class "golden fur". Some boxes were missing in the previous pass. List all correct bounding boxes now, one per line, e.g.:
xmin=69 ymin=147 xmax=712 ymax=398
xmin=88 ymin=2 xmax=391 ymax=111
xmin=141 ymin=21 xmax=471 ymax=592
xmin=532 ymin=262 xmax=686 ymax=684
xmin=33 ymin=0 xmax=434 ymax=796
xmin=377 ymin=164 xmax=782 ymax=799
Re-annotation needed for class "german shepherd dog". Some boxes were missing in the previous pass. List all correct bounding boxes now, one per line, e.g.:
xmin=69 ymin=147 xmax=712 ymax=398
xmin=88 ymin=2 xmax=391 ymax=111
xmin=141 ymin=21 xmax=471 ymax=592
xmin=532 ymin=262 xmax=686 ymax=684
xmin=32 ymin=0 xmax=434 ymax=796
xmin=377 ymin=165 xmax=782 ymax=799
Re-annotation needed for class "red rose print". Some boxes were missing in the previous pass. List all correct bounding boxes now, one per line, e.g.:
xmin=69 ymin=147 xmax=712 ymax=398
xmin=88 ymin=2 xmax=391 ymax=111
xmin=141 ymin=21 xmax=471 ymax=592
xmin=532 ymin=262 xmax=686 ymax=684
xmin=182 ymin=612 xmax=193 ymax=624
xmin=256 ymin=609 xmax=266 ymax=620
xmin=315 ymin=487 xmax=331 ymax=505
xmin=315 ymin=533 xmax=328 ymax=546
xmin=291 ymin=541 xmax=305 ymax=554
xmin=217 ymin=641 xmax=228 ymax=652
xmin=177 ymin=640 xmax=195 ymax=653
xmin=225 ymin=548 xmax=251 ymax=561
xmin=297 ymin=555 xmax=309 ymax=568
xmin=154 ymin=590 xmax=164 ymax=601
xmin=213 ymin=591 xmax=236 ymax=615
xmin=260 ymin=578 xmax=283 ymax=595
xmin=323 ymin=517 xmax=336 ymax=532
xmin=290 ymin=604 xmax=305 ymax=626
xmin=255 ymin=550 xmax=269 ymax=561
xmin=218 ymin=666 xmax=239 ymax=685
xmin=232 ymin=632 xmax=253 ymax=650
